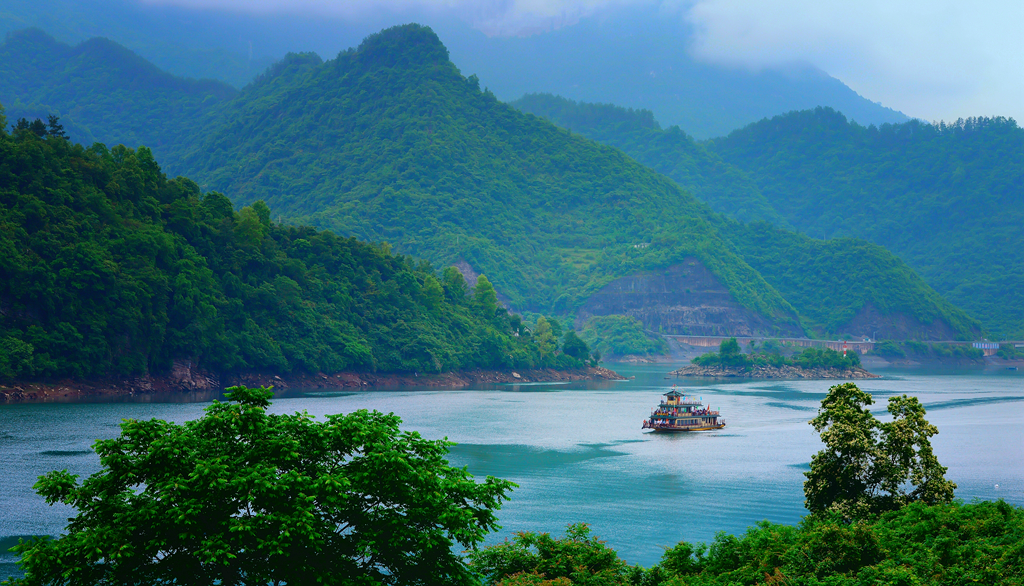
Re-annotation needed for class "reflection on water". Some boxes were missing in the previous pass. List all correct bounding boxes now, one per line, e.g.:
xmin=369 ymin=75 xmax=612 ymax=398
xmin=1 ymin=363 xmax=1021 ymax=572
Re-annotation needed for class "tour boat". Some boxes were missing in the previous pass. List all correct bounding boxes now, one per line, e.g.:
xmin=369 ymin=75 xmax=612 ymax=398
xmin=642 ymin=387 xmax=725 ymax=432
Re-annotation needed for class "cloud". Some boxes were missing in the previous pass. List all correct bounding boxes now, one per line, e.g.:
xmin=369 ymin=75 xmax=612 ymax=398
xmin=140 ymin=0 xmax=646 ymax=35
xmin=680 ymin=0 xmax=1023 ymax=122
xmin=140 ymin=0 xmax=1022 ymax=121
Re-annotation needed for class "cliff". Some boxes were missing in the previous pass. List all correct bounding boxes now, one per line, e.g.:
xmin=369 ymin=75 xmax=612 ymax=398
xmin=576 ymin=258 xmax=804 ymax=337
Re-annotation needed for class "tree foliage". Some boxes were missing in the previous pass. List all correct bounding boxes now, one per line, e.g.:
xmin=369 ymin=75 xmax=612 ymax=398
xmin=468 ymin=524 xmax=633 ymax=586
xmin=691 ymin=339 xmax=861 ymax=370
xmin=7 ymin=386 xmax=515 ymax=585
xmin=579 ymin=315 xmax=668 ymax=358
xmin=0 ymin=118 xmax=587 ymax=380
xmin=805 ymin=383 xmax=956 ymax=519
xmin=512 ymin=95 xmax=984 ymax=341
xmin=710 ymin=108 xmax=1024 ymax=338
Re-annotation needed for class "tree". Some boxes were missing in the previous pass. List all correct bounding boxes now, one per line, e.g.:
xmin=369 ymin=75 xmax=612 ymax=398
xmin=9 ymin=386 xmax=515 ymax=585
xmin=474 ymin=274 xmax=499 ymax=319
xmin=533 ymin=317 xmax=555 ymax=359
xmin=804 ymin=382 xmax=955 ymax=518
xmin=561 ymin=330 xmax=590 ymax=362
xmin=468 ymin=523 xmax=630 ymax=586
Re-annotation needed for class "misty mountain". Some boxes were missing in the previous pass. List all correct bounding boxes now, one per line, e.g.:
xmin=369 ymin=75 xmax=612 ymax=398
xmin=0 ymin=23 xmax=978 ymax=339
xmin=1 ymin=0 xmax=908 ymax=138
xmin=516 ymin=94 xmax=1021 ymax=338
xmin=709 ymin=108 xmax=1024 ymax=338
xmin=0 ymin=29 xmax=235 ymax=153
xmin=165 ymin=24 xmax=974 ymax=340
xmin=511 ymin=93 xmax=785 ymax=226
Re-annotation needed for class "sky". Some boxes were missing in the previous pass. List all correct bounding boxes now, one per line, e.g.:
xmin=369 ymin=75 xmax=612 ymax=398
xmin=142 ymin=0 xmax=1024 ymax=124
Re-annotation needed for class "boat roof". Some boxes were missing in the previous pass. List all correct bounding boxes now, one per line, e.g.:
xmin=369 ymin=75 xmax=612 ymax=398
xmin=664 ymin=389 xmax=684 ymax=397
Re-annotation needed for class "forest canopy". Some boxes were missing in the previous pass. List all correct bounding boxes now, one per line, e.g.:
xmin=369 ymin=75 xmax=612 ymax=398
xmin=0 ymin=114 xmax=590 ymax=380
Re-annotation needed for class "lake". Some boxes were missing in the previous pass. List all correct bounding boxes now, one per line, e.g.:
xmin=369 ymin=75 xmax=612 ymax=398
xmin=1 ymin=364 xmax=1021 ymax=576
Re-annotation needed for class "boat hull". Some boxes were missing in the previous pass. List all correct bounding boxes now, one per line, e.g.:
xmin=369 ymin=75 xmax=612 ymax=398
xmin=646 ymin=424 xmax=726 ymax=433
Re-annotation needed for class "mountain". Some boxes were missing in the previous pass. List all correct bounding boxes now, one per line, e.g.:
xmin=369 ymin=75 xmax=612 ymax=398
xmin=708 ymin=108 xmax=1024 ymax=338
xmin=0 ymin=28 xmax=235 ymax=155
xmin=0 ymin=0 xmax=274 ymax=88
xmin=513 ymin=94 xmax=1016 ymax=338
xmin=511 ymin=93 xmax=786 ymax=227
xmin=167 ymin=24 xmax=975 ymax=341
xmin=1 ymin=1 xmax=908 ymax=138
xmin=0 ymin=117 xmax=582 ymax=380
xmin=0 ymin=24 xmax=979 ymax=340
xmin=434 ymin=8 xmax=910 ymax=139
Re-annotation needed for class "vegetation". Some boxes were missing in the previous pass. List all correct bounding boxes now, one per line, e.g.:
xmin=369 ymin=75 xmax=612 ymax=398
xmin=692 ymin=338 xmax=862 ymax=370
xmin=709 ymin=108 xmax=1024 ymax=338
xmin=6 ymin=386 xmax=514 ymax=585
xmin=512 ymin=94 xmax=786 ymax=226
xmin=9 ymin=381 xmax=1021 ymax=584
xmin=805 ymin=383 xmax=956 ymax=519
xmin=579 ymin=315 xmax=668 ymax=358
xmin=511 ymin=95 xmax=983 ymax=340
xmin=167 ymin=24 xmax=796 ymax=328
xmin=0 ymin=114 xmax=590 ymax=380
xmin=726 ymin=221 xmax=981 ymax=340
xmin=467 ymin=501 xmax=1023 ymax=585
xmin=468 ymin=501 xmax=1024 ymax=581
xmin=0 ymin=29 xmax=235 ymax=160
xmin=871 ymin=340 xmax=984 ymax=362
xmin=0 ymin=25 xmax=983 ymax=342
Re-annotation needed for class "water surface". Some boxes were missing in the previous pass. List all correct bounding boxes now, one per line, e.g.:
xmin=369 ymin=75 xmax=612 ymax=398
xmin=1 ymin=364 xmax=1021 ymax=575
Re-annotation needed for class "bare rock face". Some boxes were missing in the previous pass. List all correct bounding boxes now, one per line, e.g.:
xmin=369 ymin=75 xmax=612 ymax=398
xmin=839 ymin=303 xmax=964 ymax=341
xmin=576 ymin=258 xmax=803 ymax=337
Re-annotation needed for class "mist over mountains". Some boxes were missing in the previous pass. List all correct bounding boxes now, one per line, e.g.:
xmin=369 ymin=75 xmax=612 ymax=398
xmin=0 ymin=0 xmax=908 ymax=139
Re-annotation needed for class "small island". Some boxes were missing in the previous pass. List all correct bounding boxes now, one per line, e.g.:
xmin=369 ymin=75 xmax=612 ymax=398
xmin=671 ymin=338 xmax=879 ymax=380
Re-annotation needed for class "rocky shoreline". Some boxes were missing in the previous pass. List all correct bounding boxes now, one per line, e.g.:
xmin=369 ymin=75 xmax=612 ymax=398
xmin=0 ymin=365 xmax=626 ymax=403
xmin=669 ymin=364 xmax=880 ymax=379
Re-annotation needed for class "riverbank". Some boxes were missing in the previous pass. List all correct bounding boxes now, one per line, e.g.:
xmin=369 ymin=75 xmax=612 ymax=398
xmin=0 ymin=365 xmax=626 ymax=403
xmin=669 ymin=364 xmax=879 ymax=379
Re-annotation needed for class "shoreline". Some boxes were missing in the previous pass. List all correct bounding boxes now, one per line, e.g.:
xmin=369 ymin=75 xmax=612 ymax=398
xmin=0 ymin=366 xmax=626 ymax=403
xmin=669 ymin=364 xmax=880 ymax=379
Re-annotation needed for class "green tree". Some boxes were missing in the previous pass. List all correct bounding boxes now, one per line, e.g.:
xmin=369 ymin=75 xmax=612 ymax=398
xmin=533 ymin=317 xmax=555 ymax=359
xmin=804 ymin=383 xmax=955 ymax=518
xmin=469 ymin=523 xmax=630 ymax=585
xmin=561 ymin=330 xmax=590 ymax=362
xmin=8 ymin=386 xmax=515 ymax=585
xmin=474 ymin=274 xmax=499 ymax=319
xmin=421 ymin=273 xmax=445 ymax=311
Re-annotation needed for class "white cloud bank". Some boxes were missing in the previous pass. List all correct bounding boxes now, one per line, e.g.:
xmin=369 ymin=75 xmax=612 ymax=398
xmin=141 ymin=0 xmax=1023 ymax=122
xmin=680 ymin=0 xmax=1023 ymax=123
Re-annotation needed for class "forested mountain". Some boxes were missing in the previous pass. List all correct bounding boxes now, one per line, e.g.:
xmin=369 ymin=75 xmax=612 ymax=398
xmin=0 ymin=24 xmax=980 ymax=341
xmin=514 ymin=95 xmax=1018 ymax=338
xmin=708 ymin=109 xmax=1024 ymax=338
xmin=170 ymin=25 xmax=800 ymax=329
xmin=0 ymin=0 xmax=275 ymax=88
xmin=0 ymin=29 xmax=235 ymax=157
xmin=0 ymin=113 xmax=582 ymax=380
xmin=0 ymin=0 xmax=910 ymax=139
xmin=169 ymin=25 xmax=974 ymax=340
xmin=512 ymin=93 xmax=785 ymax=226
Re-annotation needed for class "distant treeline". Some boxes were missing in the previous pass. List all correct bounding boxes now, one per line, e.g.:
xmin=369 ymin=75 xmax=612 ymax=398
xmin=692 ymin=337 xmax=862 ymax=370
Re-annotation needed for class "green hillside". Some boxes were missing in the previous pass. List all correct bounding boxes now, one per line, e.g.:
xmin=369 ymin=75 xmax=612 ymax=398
xmin=727 ymin=222 xmax=980 ymax=339
xmin=0 ymin=28 xmax=235 ymax=158
xmin=708 ymin=108 xmax=1024 ymax=338
xmin=0 ymin=25 xmax=984 ymax=340
xmin=512 ymin=93 xmax=786 ymax=226
xmin=173 ymin=24 xmax=799 ymax=327
xmin=509 ymin=94 xmax=980 ymax=339
xmin=0 ymin=110 xmax=581 ymax=380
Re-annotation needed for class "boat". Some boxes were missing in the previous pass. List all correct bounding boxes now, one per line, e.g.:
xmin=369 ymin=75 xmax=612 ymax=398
xmin=642 ymin=387 xmax=726 ymax=432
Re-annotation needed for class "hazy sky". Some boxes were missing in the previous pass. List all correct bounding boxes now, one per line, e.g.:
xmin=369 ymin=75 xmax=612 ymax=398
xmin=144 ymin=0 xmax=1023 ymax=123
